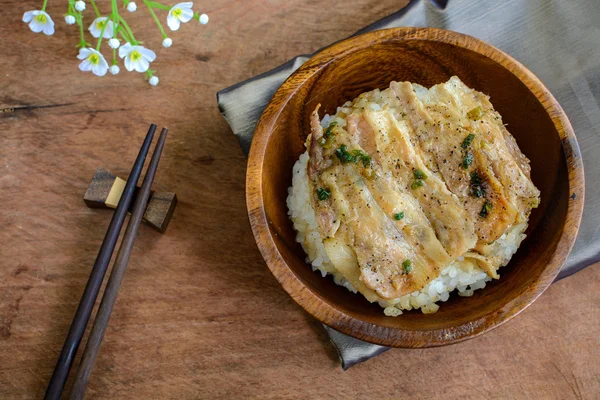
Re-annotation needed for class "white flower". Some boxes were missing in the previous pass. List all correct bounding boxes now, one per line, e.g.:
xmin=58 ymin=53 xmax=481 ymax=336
xmin=126 ymin=2 xmax=137 ymax=12
xmin=89 ymin=17 xmax=115 ymax=39
xmin=23 ymin=10 xmax=55 ymax=35
xmin=75 ymin=1 xmax=86 ymax=12
xmin=65 ymin=15 xmax=76 ymax=25
xmin=108 ymin=38 xmax=120 ymax=49
xmin=149 ymin=76 xmax=159 ymax=86
xmin=162 ymin=38 xmax=172 ymax=48
xmin=199 ymin=13 xmax=209 ymax=25
xmin=110 ymin=65 xmax=120 ymax=75
xmin=167 ymin=2 xmax=194 ymax=31
xmin=78 ymin=48 xmax=109 ymax=76
xmin=118 ymin=42 xmax=156 ymax=72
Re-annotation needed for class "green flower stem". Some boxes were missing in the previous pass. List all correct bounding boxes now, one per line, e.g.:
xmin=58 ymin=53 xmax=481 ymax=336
xmin=148 ymin=1 xmax=170 ymax=11
xmin=118 ymin=15 xmax=138 ymax=44
xmin=111 ymin=0 xmax=131 ymax=44
xmin=117 ymin=26 xmax=131 ymax=43
xmin=143 ymin=0 xmax=168 ymax=39
xmin=111 ymin=0 xmax=119 ymax=39
xmin=112 ymin=48 xmax=117 ymax=65
xmin=76 ymin=12 xmax=87 ymax=48
xmin=95 ymin=17 xmax=108 ymax=51
xmin=90 ymin=0 xmax=101 ymax=17
xmin=41 ymin=0 xmax=48 ymax=12
xmin=119 ymin=31 xmax=130 ymax=42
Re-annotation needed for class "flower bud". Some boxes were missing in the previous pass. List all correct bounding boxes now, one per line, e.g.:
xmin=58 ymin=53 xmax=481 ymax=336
xmin=108 ymin=38 xmax=120 ymax=49
xmin=75 ymin=1 xmax=86 ymax=12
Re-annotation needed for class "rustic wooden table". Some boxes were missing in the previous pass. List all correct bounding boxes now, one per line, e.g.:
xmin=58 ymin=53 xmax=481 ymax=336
xmin=1 ymin=0 xmax=599 ymax=398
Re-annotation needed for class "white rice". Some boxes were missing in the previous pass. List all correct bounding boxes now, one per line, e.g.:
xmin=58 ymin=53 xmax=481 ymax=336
xmin=287 ymin=150 xmax=527 ymax=316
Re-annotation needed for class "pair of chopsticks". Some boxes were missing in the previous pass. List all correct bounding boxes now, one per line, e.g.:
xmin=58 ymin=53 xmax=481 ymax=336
xmin=44 ymin=124 xmax=168 ymax=400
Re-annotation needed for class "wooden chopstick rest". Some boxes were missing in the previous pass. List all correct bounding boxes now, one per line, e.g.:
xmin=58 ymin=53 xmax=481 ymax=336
xmin=84 ymin=167 xmax=177 ymax=233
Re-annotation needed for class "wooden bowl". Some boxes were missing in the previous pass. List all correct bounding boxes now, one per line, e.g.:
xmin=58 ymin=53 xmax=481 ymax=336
xmin=246 ymin=28 xmax=584 ymax=347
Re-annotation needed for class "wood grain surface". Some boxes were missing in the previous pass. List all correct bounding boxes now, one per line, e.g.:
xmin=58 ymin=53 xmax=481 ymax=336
xmin=0 ymin=0 xmax=598 ymax=398
xmin=247 ymin=27 xmax=585 ymax=348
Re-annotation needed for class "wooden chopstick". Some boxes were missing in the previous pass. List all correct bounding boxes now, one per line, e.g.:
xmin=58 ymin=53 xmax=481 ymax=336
xmin=44 ymin=124 xmax=157 ymax=400
xmin=68 ymin=127 xmax=169 ymax=400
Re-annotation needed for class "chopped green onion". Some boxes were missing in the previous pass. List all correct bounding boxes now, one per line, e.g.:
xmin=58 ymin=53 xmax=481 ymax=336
xmin=413 ymin=169 xmax=428 ymax=180
xmin=470 ymin=171 xmax=483 ymax=185
xmin=412 ymin=170 xmax=426 ymax=189
xmin=319 ymin=121 xmax=338 ymax=148
xmin=479 ymin=200 xmax=493 ymax=218
xmin=411 ymin=179 xmax=424 ymax=190
xmin=461 ymin=151 xmax=473 ymax=169
xmin=467 ymin=106 xmax=484 ymax=120
xmin=335 ymin=144 xmax=356 ymax=164
xmin=470 ymin=171 xmax=485 ymax=198
xmin=335 ymin=145 xmax=372 ymax=167
xmin=471 ymin=184 xmax=485 ymax=198
xmin=323 ymin=121 xmax=337 ymax=139
xmin=461 ymin=133 xmax=475 ymax=149
xmin=402 ymin=259 xmax=412 ymax=273
xmin=393 ymin=211 xmax=405 ymax=221
xmin=317 ymin=187 xmax=331 ymax=201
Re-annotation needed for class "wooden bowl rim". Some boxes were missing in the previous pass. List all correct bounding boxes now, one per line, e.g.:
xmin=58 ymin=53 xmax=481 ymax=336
xmin=246 ymin=27 xmax=585 ymax=347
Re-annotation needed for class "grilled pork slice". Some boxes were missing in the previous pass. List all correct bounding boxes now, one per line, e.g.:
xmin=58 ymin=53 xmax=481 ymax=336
xmin=306 ymin=76 xmax=540 ymax=297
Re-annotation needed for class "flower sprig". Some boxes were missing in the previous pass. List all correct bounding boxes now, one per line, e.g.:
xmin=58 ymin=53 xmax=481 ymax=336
xmin=23 ymin=0 xmax=209 ymax=86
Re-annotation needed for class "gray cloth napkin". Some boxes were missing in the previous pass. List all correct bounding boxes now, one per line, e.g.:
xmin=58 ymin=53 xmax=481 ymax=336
xmin=217 ymin=0 xmax=600 ymax=369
